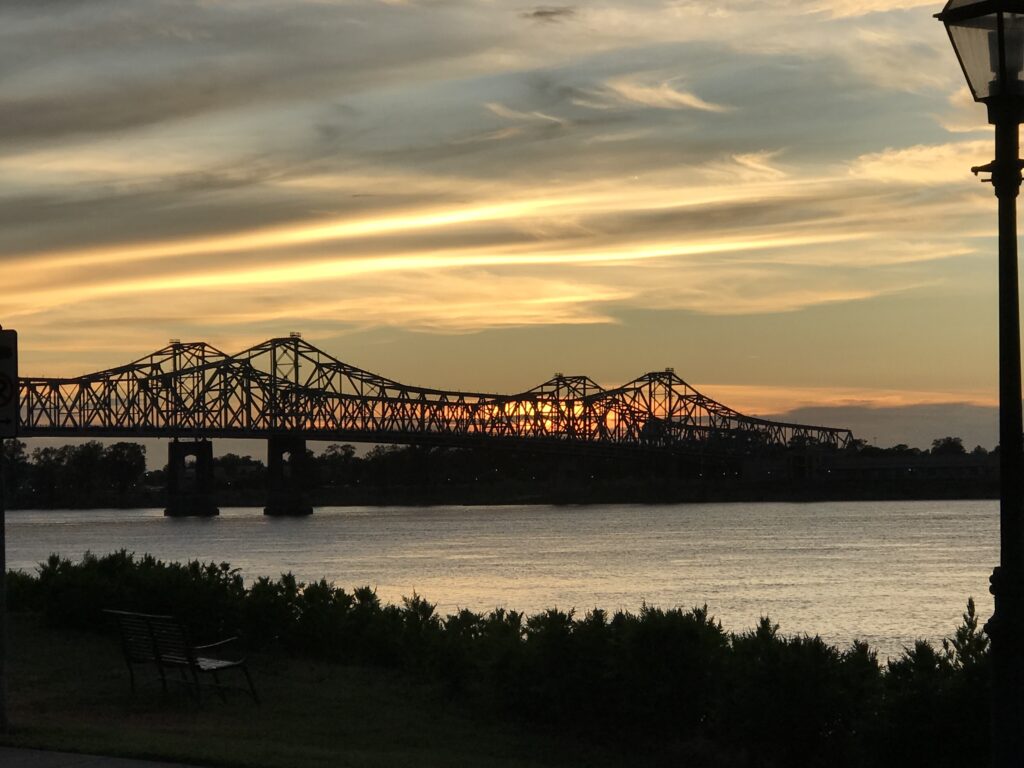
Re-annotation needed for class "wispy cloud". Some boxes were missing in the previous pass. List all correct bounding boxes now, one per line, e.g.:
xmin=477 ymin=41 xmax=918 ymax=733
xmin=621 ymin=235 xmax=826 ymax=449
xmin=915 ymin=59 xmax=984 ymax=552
xmin=598 ymin=76 xmax=732 ymax=112
xmin=810 ymin=0 xmax=938 ymax=19
xmin=485 ymin=101 xmax=568 ymax=126
xmin=521 ymin=6 xmax=576 ymax=23
xmin=848 ymin=140 xmax=992 ymax=184
xmin=936 ymin=87 xmax=990 ymax=134
xmin=695 ymin=383 xmax=998 ymax=415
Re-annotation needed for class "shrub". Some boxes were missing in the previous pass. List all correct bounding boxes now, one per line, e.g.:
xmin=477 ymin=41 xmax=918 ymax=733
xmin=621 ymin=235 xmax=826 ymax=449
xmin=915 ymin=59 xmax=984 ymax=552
xmin=874 ymin=600 xmax=990 ymax=768
xmin=31 ymin=551 xmax=244 ymax=641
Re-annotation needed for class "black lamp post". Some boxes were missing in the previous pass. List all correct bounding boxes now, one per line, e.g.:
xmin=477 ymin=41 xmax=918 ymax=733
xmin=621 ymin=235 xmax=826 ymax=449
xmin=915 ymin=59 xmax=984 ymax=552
xmin=937 ymin=2 xmax=1024 ymax=765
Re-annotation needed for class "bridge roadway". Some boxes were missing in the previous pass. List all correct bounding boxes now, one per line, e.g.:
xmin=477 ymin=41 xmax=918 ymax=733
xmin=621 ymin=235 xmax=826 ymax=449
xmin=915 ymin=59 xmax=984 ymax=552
xmin=15 ymin=336 xmax=854 ymax=516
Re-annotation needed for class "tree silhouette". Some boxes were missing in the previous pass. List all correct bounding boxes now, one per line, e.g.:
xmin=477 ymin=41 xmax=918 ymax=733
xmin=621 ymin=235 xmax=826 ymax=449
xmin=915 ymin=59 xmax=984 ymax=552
xmin=931 ymin=436 xmax=966 ymax=456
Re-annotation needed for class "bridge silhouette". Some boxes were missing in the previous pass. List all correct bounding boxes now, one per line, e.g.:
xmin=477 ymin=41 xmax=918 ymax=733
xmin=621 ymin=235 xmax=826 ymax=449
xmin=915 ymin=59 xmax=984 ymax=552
xmin=17 ymin=335 xmax=853 ymax=515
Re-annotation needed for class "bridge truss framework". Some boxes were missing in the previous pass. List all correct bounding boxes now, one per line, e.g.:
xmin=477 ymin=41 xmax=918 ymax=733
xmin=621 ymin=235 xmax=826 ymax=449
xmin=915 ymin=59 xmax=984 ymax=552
xmin=17 ymin=336 xmax=853 ymax=454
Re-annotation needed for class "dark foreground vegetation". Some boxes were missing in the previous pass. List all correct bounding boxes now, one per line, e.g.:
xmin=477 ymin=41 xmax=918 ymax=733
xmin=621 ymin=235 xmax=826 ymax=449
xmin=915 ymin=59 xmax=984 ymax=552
xmin=4 ymin=613 xmax=595 ymax=768
xmin=5 ymin=552 xmax=991 ymax=767
xmin=0 ymin=435 xmax=1002 ymax=508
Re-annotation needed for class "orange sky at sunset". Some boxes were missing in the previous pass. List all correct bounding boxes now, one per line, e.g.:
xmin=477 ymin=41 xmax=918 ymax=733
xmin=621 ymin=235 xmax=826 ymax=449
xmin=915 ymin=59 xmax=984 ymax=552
xmin=0 ymin=0 xmax=1008 ymax=447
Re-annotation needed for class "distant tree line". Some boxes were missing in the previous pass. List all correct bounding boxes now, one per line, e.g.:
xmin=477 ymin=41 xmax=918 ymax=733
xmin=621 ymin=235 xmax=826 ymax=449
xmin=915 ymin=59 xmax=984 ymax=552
xmin=1 ymin=440 xmax=147 ymax=508
xmin=850 ymin=435 xmax=991 ymax=457
xmin=0 ymin=435 xmax=1003 ymax=509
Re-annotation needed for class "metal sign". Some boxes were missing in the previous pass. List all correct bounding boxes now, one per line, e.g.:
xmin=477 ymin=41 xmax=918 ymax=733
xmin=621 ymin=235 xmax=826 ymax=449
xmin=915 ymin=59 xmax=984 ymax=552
xmin=0 ymin=330 xmax=17 ymax=438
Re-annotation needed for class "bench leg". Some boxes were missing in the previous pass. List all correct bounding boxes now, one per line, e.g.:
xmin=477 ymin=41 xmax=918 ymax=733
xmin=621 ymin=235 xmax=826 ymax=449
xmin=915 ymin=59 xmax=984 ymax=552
xmin=211 ymin=671 xmax=228 ymax=703
xmin=241 ymin=664 xmax=260 ymax=706
xmin=156 ymin=662 xmax=169 ymax=694
xmin=189 ymin=667 xmax=202 ymax=703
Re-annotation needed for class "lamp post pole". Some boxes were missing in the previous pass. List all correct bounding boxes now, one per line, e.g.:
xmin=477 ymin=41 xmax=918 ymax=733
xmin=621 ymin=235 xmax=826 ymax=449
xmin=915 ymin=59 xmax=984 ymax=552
xmin=935 ymin=3 xmax=1024 ymax=763
xmin=989 ymin=103 xmax=1024 ymax=767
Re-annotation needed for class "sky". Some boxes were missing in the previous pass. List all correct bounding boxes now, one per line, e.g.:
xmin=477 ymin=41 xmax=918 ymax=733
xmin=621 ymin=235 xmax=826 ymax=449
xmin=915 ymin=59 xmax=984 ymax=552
xmin=0 ymin=0 xmax=1009 ymax=449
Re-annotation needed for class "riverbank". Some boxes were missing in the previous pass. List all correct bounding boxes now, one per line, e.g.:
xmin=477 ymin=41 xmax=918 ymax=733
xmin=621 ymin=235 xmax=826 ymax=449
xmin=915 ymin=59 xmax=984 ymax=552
xmin=2 ymin=477 xmax=1001 ymax=510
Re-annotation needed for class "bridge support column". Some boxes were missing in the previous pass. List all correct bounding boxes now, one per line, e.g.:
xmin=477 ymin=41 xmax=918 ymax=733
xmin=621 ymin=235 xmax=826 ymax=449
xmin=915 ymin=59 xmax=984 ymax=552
xmin=265 ymin=435 xmax=313 ymax=516
xmin=165 ymin=439 xmax=219 ymax=517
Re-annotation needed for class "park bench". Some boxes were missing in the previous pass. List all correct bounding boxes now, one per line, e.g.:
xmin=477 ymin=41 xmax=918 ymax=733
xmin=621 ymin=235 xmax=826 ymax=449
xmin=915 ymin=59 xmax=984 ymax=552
xmin=105 ymin=609 xmax=259 ymax=704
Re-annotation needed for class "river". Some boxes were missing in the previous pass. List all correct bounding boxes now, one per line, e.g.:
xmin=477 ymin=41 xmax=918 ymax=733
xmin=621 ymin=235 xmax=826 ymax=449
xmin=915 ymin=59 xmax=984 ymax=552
xmin=3 ymin=500 xmax=997 ymax=659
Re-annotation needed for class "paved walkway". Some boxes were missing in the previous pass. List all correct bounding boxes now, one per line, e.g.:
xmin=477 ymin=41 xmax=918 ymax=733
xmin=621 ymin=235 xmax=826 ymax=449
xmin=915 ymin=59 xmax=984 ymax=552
xmin=0 ymin=747 xmax=202 ymax=768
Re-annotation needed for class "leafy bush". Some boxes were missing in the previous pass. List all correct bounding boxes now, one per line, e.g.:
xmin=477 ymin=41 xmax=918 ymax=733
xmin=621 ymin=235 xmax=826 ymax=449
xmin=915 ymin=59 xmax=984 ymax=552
xmin=874 ymin=599 xmax=990 ymax=768
xmin=31 ymin=551 xmax=244 ymax=641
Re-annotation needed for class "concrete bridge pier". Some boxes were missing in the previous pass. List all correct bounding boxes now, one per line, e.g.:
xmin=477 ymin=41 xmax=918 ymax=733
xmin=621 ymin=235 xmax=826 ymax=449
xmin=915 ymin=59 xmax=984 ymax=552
xmin=165 ymin=439 xmax=219 ymax=517
xmin=265 ymin=435 xmax=314 ymax=516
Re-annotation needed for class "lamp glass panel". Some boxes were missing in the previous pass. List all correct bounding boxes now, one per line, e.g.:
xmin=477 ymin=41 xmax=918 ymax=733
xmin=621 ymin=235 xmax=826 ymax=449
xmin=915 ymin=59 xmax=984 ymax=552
xmin=1005 ymin=13 xmax=1024 ymax=95
xmin=949 ymin=13 xmax=999 ymax=100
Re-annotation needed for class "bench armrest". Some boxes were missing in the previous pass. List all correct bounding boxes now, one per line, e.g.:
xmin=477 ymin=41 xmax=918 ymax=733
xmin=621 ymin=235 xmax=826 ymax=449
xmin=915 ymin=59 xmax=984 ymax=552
xmin=193 ymin=636 xmax=240 ymax=652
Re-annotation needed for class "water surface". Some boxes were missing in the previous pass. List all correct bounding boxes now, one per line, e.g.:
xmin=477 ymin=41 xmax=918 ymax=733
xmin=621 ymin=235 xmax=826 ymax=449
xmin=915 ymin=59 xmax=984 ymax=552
xmin=4 ymin=500 xmax=996 ymax=659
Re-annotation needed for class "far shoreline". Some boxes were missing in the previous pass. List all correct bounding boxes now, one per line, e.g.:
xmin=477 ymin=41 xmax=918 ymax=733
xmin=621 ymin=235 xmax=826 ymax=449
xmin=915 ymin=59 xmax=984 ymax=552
xmin=3 ymin=479 xmax=1001 ymax=512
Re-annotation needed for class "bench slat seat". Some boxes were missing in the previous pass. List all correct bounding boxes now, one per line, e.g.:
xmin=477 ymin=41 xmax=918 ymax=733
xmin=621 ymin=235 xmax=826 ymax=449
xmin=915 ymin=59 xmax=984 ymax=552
xmin=196 ymin=657 xmax=241 ymax=672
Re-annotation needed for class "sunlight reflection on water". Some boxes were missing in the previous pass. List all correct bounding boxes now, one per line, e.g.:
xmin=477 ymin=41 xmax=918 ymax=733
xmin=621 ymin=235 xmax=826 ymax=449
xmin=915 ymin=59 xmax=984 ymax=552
xmin=5 ymin=500 xmax=997 ymax=659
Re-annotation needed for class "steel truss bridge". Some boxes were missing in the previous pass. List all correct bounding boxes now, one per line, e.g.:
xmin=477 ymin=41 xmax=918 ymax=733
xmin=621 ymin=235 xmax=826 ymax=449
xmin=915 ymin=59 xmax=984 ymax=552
xmin=17 ymin=336 xmax=853 ymax=455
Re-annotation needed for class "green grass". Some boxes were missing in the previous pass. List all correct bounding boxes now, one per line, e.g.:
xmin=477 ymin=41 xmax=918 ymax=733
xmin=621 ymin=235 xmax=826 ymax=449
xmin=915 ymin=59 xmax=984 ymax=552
xmin=0 ymin=614 xmax=622 ymax=768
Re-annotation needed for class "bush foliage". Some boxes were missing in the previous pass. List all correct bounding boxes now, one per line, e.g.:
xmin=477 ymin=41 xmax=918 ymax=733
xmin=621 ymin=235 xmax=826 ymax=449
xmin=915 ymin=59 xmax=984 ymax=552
xmin=7 ymin=552 xmax=991 ymax=767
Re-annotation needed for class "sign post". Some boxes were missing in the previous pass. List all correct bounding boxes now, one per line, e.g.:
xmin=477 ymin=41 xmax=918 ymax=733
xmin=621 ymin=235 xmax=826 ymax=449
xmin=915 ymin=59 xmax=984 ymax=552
xmin=0 ymin=328 xmax=18 ymax=733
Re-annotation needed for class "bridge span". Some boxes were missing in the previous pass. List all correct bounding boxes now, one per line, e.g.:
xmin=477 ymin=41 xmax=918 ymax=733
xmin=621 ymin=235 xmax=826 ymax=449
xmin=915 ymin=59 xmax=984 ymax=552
xmin=16 ymin=336 xmax=854 ymax=515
